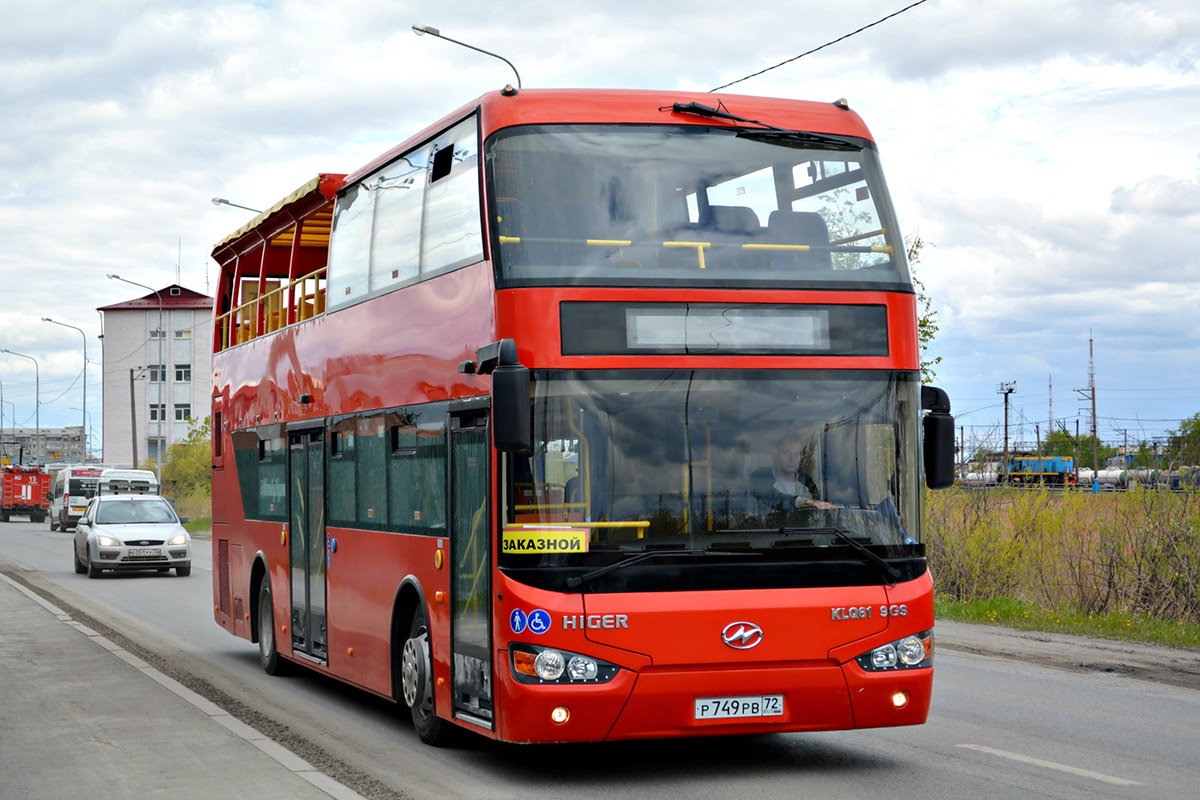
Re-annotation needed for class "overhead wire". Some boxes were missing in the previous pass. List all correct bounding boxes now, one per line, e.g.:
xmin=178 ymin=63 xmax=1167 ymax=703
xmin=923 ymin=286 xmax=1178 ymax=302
xmin=710 ymin=0 xmax=932 ymax=92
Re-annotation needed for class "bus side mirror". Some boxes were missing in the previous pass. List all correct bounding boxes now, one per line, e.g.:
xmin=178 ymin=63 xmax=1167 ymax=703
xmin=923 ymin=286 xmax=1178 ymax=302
xmin=922 ymin=386 xmax=955 ymax=490
xmin=492 ymin=364 xmax=531 ymax=452
xmin=473 ymin=338 xmax=531 ymax=453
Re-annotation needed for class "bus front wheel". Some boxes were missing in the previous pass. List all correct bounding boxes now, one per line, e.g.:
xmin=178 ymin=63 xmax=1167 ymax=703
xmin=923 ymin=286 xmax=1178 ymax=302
xmin=257 ymin=581 xmax=288 ymax=676
xmin=401 ymin=606 xmax=454 ymax=746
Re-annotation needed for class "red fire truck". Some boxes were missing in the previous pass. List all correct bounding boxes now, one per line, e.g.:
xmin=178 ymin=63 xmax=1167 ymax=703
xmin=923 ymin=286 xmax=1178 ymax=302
xmin=1 ymin=464 xmax=51 ymax=523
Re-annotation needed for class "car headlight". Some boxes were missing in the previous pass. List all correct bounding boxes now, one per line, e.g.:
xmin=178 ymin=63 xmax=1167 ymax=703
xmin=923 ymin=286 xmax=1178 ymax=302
xmin=855 ymin=630 xmax=933 ymax=671
xmin=169 ymin=533 xmax=189 ymax=546
xmin=510 ymin=643 xmax=620 ymax=685
xmin=97 ymin=535 xmax=122 ymax=548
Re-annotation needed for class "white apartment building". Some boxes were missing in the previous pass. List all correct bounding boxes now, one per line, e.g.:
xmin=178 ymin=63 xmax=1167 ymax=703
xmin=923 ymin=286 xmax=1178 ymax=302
xmin=98 ymin=285 xmax=213 ymax=468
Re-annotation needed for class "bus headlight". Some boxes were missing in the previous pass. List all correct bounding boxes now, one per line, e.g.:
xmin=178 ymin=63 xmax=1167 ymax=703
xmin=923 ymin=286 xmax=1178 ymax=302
xmin=855 ymin=630 xmax=932 ymax=671
xmin=510 ymin=643 xmax=620 ymax=685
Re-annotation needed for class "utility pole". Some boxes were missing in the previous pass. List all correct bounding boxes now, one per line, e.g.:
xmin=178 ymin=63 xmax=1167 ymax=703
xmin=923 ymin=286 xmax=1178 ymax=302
xmin=998 ymin=382 xmax=1016 ymax=483
xmin=1074 ymin=330 xmax=1099 ymax=477
xmin=1036 ymin=423 xmax=1044 ymax=486
xmin=129 ymin=368 xmax=139 ymax=467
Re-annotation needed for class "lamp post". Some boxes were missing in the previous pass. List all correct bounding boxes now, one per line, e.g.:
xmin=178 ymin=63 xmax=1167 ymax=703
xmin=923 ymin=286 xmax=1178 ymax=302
xmin=42 ymin=317 xmax=88 ymax=464
xmin=1 ymin=399 xmax=13 ymax=465
xmin=1 ymin=349 xmax=39 ymax=465
xmin=211 ymin=197 xmax=262 ymax=214
xmin=0 ymin=378 xmax=6 ymax=463
xmin=411 ymin=24 xmax=522 ymax=89
xmin=107 ymin=274 xmax=164 ymax=481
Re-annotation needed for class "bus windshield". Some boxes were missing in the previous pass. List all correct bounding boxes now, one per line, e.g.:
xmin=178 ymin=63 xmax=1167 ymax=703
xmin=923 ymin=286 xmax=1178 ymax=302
xmin=502 ymin=370 xmax=923 ymax=587
xmin=488 ymin=124 xmax=908 ymax=288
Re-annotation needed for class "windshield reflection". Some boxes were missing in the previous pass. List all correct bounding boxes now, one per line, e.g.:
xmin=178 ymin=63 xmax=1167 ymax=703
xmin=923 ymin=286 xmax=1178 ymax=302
xmin=502 ymin=370 xmax=921 ymax=568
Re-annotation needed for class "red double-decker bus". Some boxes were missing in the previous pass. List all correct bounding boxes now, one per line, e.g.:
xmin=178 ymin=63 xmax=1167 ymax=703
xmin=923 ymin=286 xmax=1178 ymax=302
xmin=210 ymin=88 xmax=955 ymax=746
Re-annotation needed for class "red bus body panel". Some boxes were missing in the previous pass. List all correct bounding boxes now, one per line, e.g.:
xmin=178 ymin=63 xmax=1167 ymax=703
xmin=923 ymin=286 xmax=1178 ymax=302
xmin=211 ymin=87 xmax=934 ymax=745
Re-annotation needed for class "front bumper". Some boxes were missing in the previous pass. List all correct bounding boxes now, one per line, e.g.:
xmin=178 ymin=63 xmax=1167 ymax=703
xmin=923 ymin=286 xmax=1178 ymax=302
xmin=94 ymin=545 xmax=191 ymax=571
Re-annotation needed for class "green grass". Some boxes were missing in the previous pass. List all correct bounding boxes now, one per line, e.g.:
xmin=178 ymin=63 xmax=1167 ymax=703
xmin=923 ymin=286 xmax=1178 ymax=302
xmin=183 ymin=515 xmax=211 ymax=534
xmin=936 ymin=596 xmax=1200 ymax=651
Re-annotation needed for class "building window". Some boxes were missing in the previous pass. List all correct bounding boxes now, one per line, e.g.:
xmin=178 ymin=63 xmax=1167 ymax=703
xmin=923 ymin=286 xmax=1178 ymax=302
xmin=150 ymin=329 xmax=166 ymax=339
xmin=175 ymin=404 xmax=191 ymax=421
xmin=149 ymin=364 xmax=166 ymax=382
xmin=149 ymin=404 xmax=166 ymax=421
xmin=175 ymin=364 xmax=191 ymax=382
xmin=175 ymin=329 xmax=192 ymax=339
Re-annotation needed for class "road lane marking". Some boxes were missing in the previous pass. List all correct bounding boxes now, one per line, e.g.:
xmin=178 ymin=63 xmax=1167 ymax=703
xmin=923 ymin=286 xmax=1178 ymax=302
xmin=957 ymin=744 xmax=1142 ymax=786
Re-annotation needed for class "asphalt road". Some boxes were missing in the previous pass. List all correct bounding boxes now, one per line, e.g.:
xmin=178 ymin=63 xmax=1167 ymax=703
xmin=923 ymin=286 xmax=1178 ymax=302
xmin=3 ymin=516 xmax=1200 ymax=799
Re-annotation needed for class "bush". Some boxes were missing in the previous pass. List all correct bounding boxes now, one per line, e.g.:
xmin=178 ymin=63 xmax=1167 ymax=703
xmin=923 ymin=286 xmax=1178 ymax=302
xmin=926 ymin=486 xmax=1200 ymax=625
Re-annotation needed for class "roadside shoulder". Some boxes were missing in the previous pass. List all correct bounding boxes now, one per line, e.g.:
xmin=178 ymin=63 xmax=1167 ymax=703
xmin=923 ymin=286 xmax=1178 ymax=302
xmin=936 ymin=618 xmax=1200 ymax=691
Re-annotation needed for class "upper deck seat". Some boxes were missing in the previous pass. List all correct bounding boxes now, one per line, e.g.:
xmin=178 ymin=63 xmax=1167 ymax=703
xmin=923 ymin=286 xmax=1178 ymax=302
xmin=705 ymin=205 xmax=764 ymax=269
xmin=765 ymin=210 xmax=833 ymax=270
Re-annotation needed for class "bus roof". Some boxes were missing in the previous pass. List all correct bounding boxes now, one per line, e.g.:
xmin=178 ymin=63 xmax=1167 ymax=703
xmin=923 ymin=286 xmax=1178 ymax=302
xmin=213 ymin=172 xmax=346 ymax=255
xmin=212 ymin=90 xmax=875 ymax=260
xmin=344 ymin=88 xmax=875 ymax=188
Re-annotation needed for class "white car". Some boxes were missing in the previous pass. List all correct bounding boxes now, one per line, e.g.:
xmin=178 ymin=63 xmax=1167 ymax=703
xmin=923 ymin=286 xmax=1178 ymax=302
xmin=73 ymin=494 xmax=192 ymax=578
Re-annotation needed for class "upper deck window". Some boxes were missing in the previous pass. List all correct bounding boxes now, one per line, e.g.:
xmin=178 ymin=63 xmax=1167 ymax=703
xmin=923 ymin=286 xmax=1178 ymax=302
xmin=327 ymin=116 xmax=483 ymax=311
xmin=487 ymin=124 xmax=909 ymax=290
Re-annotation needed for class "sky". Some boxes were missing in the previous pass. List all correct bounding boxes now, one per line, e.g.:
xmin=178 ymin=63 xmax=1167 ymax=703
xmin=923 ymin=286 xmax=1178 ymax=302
xmin=2 ymin=0 xmax=1198 ymax=460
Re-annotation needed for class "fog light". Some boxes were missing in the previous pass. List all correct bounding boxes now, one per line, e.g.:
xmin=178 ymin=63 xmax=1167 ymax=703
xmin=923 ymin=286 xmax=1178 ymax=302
xmin=891 ymin=691 xmax=909 ymax=709
xmin=551 ymin=706 xmax=570 ymax=724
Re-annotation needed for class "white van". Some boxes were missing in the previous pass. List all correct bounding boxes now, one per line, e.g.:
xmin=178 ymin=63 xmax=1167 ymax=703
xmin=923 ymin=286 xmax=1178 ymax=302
xmin=98 ymin=468 xmax=160 ymax=496
xmin=49 ymin=465 xmax=105 ymax=531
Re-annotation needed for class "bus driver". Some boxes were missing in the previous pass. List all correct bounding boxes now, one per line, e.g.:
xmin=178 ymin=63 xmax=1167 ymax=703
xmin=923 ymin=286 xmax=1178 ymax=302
xmin=750 ymin=428 xmax=836 ymax=513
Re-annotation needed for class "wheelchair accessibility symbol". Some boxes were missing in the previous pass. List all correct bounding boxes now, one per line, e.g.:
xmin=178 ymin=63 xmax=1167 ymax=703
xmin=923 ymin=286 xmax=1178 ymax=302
xmin=527 ymin=609 xmax=551 ymax=634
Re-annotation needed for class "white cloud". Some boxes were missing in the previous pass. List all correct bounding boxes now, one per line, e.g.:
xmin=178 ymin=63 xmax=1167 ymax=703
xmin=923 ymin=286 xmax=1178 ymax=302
xmin=2 ymin=0 xmax=1199 ymax=447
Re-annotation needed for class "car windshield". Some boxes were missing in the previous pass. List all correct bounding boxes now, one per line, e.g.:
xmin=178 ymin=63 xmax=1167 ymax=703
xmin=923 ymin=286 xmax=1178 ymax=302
xmin=487 ymin=124 xmax=908 ymax=289
xmin=502 ymin=370 xmax=922 ymax=571
xmin=95 ymin=498 xmax=177 ymax=524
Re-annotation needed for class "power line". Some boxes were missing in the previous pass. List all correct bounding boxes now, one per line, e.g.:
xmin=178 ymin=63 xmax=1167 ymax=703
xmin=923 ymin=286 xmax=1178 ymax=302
xmin=710 ymin=0 xmax=931 ymax=92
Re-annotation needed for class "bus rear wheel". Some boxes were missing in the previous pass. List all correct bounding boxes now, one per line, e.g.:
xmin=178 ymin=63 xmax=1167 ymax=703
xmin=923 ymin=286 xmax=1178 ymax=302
xmin=401 ymin=606 xmax=454 ymax=746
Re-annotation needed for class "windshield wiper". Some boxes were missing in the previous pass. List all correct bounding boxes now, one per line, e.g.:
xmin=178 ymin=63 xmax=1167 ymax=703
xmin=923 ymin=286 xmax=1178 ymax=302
xmin=669 ymin=102 xmax=856 ymax=150
xmin=723 ymin=527 xmax=901 ymax=583
xmin=799 ymin=527 xmax=901 ymax=583
xmin=565 ymin=548 xmax=760 ymax=590
xmin=735 ymin=129 xmax=858 ymax=150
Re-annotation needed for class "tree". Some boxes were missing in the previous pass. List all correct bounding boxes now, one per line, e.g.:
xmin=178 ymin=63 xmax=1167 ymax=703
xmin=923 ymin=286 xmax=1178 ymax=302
xmin=908 ymin=235 xmax=941 ymax=382
xmin=160 ymin=416 xmax=212 ymax=500
xmin=1166 ymin=412 xmax=1200 ymax=467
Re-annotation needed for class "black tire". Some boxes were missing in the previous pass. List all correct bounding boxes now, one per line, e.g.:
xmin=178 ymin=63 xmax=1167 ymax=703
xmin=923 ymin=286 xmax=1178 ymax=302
xmin=258 ymin=580 xmax=288 ymax=675
xmin=176 ymin=565 xmax=191 ymax=577
xmin=401 ymin=605 xmax=454 ymax=746
xmin=49 ymin=515 xmax=58 ymax=532
xmin=73 ymin=544 xmax=86 ymax=575
xmin=87 ymin=558 xmax=102 ymax=579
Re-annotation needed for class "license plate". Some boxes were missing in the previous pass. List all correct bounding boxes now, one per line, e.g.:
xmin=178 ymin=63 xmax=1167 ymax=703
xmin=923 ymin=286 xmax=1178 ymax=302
xmin=695 ymin=694 xmax=784 ymax=720
xmin=128 ymin=548 xmax=160 ymax=557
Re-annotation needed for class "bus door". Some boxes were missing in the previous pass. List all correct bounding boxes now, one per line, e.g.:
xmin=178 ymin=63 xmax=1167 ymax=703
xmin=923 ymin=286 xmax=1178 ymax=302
xmin=449 ymin=405 xmax=493 ymax=728
xmin=288 ymin=427 xmax=328 ymax=663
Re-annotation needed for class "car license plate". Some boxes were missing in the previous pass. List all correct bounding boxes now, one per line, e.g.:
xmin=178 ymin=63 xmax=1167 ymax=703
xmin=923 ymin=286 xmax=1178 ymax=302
xmin=128 ymin=548 xmax=160 ymax=557
xmin=694 ymin=695 xmax=784 ymax=720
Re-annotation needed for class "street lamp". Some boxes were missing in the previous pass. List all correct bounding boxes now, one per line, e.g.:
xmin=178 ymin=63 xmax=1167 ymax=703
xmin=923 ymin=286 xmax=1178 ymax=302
xmin=42 ymin=317 xmax=88 ymax=464
xmin=1 ymin=349 xmax=39 ymax=466
xmin=211 ymin=197 xmax=262 ymax=214
xmin=107 ymin=273 xmax=164 ymax=481
xmin=411 ymin=24 xmax=522 ymax=89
